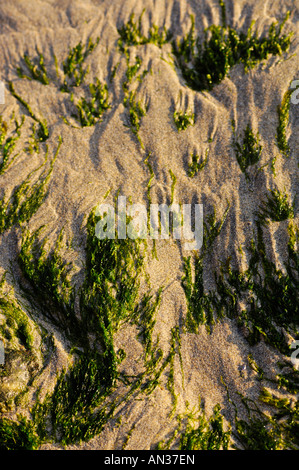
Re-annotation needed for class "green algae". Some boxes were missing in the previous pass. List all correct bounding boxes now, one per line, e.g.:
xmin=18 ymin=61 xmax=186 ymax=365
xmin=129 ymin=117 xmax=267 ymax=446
xmin=0 ymin=136 xmax=62 ymax=234
xmin=117 ymin=10 xmax=170 ymax=51
xmin=157 ymin=401 xmax=230 ymax=450
xmin=17 ymin=52 xmax=50 ymax=86
xmin=232 ymin=121 xmax=262 ymax=175
xmin=0 ymin=206 xmax=181 ymax=447
xmin=0 ymin=114 xmax=24 ymax=175
xmin=8 ymin=82 xmax=49 ymax=142
xmin=72 ymin=79 xmax=110 ymax=127
xmin=61 ymin=37 xmax=100 ymax=91
xmin=173 ymin=12 xmax=292 ymax=92
xmin=276 ymin=88 xmax=291 ymax=157
xmin=187 ymin=149 xmax=208 ymax=178
xmin=173 ymin=109 xmax=195 ymax=132
xmin=258 ymin=188 xmax=295 ymax=223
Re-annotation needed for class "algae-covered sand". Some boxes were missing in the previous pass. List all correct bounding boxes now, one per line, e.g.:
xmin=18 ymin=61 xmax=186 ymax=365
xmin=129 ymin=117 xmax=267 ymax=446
xmin=0 ymin=0 xmax=298 ymax=450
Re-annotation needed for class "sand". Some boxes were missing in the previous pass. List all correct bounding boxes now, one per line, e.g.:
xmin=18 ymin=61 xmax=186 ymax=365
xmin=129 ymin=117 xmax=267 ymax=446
xmin=0 ymin=0 xmax=298 ymax=450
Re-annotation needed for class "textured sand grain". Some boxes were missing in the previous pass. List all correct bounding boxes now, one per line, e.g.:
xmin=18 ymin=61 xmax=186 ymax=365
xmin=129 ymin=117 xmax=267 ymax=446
xmin=0 ymin=0 xmax=298 ymax=449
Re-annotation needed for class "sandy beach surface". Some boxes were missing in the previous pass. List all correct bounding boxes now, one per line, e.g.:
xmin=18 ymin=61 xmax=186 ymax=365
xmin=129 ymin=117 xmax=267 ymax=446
xmin=0 ymin=0 xmax=298 ymax=450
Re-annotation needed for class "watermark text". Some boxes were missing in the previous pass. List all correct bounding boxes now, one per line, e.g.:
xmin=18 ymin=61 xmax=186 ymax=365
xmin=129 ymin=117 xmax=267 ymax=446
xmin=95 ymin=197 xmax=203 ymax=251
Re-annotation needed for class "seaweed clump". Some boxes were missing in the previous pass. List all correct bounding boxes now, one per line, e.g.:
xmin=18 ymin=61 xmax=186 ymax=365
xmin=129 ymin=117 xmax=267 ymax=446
xmin=173 ymin=109 xmax=195 ymax=132
xmin=0 ymin=206 xmax=172 ymax=447
xmin=0 ymin=115 xmax=24 ymax=175
xmin=157 ymin=401 xmax=230 ymax=450
xmin=258 ymin=188 xmax=294 ymax=223
xmin=187 ymin=150 xmax=208 ymax=177
xmin=214 ymin=222 xmax=298 ymax=354
xmin=71 ymin=79 xmax=110 ymax=127
xmin=61 ymin=38 xmax=100 ymax=91
xmin=182 ymin=204 xmax=230 ymax=334
xmin=0 ymin=417 xmax=40 ymax=450
xmin=118 ymin=11 xmax=171 ymax=51
xmin=276 ymin=88 xmax=291 ymax=157
xmin=17 ymin=52 xmax=50 ymax=85
xmin=232 ymin=121 xmax=262 ymax=175
xmin=173 ymin=12 xmax=292 ymax=92
xmin=0 ymin=137 xmax=62 ymax=235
